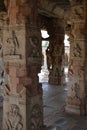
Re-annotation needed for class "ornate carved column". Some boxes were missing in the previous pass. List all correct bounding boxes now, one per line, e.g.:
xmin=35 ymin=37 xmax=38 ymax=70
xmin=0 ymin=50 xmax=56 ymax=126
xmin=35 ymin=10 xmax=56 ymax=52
xmin=2 ymin=0 xmax=44 ymax=130
xmin=46 ymin=19 xmax=64 ymax=85
xmin=65 ymin=0 xmax=87 ymax=115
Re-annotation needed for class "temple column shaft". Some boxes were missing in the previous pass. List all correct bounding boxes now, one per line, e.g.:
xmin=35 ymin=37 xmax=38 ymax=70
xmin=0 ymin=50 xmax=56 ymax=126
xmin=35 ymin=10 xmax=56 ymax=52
xmin=2 ymin=0 xmax=44 ymax=130
xmin=46 ymin=19 xmax=64 ymax=85
xmin=66 ymin=0 xmax=87 ymax=115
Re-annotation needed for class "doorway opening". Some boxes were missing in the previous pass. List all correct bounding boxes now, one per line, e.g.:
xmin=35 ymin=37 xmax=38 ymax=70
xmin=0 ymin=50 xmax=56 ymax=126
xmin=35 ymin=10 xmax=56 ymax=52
xmin=38 ymin=30 xmax=49 ymax=83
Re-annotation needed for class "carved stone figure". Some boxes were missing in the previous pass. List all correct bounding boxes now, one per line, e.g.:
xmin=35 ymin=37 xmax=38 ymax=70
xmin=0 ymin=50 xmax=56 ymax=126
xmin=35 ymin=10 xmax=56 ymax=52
xmin=5 ymin=104 xmax=23 ymax=130
xmin=30 ymin=104 xmax=42 ymax=130
xmin=29 ymin=36 xmax=40 ymax=57
xmin=6 ymin=38 xmax=15 ymax=55
xmin=74 ymin=82 xmax=80 ymax=98
xmin=6 ymin=30 xmax=19 ymax=55
xmin=73 ymin=43 xmax=82 ymax=57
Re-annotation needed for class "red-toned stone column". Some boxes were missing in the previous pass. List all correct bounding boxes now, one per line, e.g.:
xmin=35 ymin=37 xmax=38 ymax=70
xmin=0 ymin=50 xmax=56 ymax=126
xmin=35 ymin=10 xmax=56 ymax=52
xmin=2 ymin=0 xmax=44 ymax=130
xmin=65 ymin=0 xmax=87 ymax=115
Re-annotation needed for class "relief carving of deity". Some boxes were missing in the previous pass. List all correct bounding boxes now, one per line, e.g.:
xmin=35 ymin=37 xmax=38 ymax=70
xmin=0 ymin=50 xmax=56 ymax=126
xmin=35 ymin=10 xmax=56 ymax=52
xmin=5 ymin=104 xmax=23 ymax=130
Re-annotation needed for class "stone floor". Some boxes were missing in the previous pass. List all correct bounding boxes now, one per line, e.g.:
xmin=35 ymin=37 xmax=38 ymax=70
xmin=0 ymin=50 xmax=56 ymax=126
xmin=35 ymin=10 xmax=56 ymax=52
xmin=42 ymin=82 xmax=87 ymax=130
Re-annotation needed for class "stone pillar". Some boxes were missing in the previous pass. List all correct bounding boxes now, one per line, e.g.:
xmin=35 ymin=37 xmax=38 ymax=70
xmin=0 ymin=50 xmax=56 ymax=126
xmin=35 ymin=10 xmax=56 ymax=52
xmin=46 ymin=19 xmax=64 ymax=85
xmin=2 ymin=0 xmax=44 ymax=130
xmin=65 ymin=0 xmax=87 ymax=115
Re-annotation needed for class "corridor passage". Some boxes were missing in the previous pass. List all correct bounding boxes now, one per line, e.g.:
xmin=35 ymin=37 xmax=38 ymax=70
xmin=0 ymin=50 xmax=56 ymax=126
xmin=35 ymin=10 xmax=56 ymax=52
xmin=42 ymin=83 xmax=87 ymax=130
